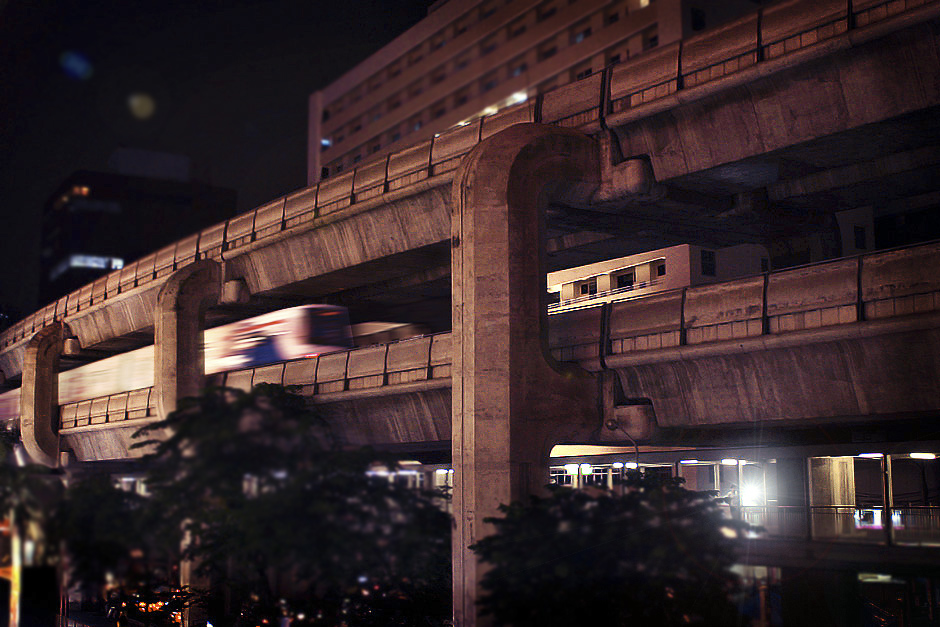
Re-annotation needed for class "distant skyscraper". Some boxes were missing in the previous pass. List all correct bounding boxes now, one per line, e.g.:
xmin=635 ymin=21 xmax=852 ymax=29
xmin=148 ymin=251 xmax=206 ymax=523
xmin=39 ymin=151 xmax=235 ymax=304
xmin=308 ymin=0 xmax=761 ymax=184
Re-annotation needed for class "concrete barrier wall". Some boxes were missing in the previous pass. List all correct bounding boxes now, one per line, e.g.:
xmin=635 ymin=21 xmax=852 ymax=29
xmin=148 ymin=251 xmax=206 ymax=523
xmin=608 ymin=290 xmax=683 ymax=353
xmin=684 ymin=275 xmax=763 ymax=344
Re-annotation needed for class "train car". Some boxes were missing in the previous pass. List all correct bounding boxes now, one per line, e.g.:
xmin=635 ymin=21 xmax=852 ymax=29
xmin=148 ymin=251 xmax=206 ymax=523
xmin=547 ymin=243 xmax=769 ymax=314
xmin=0 ymin=305 xmax=354 ymax=423
xmin=204 ymin=304 xmax=352 ymax=372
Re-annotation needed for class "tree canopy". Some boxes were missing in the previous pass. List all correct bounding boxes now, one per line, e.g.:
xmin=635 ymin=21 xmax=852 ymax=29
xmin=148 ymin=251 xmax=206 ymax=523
xmin=135 ymin=384 xmax=452 ymax=625
xmin=471 ymin=472 xmax=750 ymax=627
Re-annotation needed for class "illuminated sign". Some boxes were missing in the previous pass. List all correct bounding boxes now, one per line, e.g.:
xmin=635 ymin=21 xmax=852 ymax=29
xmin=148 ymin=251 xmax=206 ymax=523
xmin=49 ymin=255 xmax=125 ymax=280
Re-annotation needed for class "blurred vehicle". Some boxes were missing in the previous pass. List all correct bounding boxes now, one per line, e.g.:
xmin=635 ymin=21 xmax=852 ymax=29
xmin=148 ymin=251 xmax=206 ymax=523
xmin=0 ymin=305 xmax=431 ymax=423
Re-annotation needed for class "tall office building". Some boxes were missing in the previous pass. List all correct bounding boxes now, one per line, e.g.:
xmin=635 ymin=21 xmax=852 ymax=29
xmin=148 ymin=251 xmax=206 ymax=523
xmin=308 ymin=0 xmax=762 ymax=184
xmin=39 ymin=150 xmax=236 ymax=305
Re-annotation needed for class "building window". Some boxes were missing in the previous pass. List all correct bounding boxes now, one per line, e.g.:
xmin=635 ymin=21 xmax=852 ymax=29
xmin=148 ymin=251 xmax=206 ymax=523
xmin=607 ymin=52 xmax=622 ymax=66
xmin=571 ymin=25 xmax=591 ymax=45
xmin=537 ymin=2 xmax=557 ymax=22
xmin=408 ymin=80 xmax=424 ymax=98
xmin=855 ymin=225 xmax=867 ymax=250
xmin=454 ymin=87 xmax=471 ymax=107
xmin=605 ymin=9 xmax=620 ymax=25
xmin=388 ymin=62 xmax=402 ymax=79
xmin=408 ymin=46 xmax=424 ymax=66
xmin=481 ymin=35 xmax=498 ymax=56
xmin=321 ymin=166 xmax=330 ymax=179
xmin=480 ymin=73 xmax=498 ymax=93
xmin=575 ymin=66 xmax=592 ymax=80
xmin=616 ymin=272 xmax=635 ymax=289
xmin=454 ymin=14 xmax=472 ymax=36
xmin=431 ymin=32 xmax=447 ymax=51
xmin=510 ymin=61 xmax=528 ymax=78
xmin=657 ymin=262 xmax=666 ymax=277
xmin=431 ymin=67 xmax=447 ymax=85
xmin=701 ymin=250 xmax=716 ymax=276
xmin=388 ymin=98 xmax=401 ymax=110
xmin=580 ymin=279 xmax=598 ymax=296
xmin=431 ymin=103 xmax=446 ymax=119
xmin=370 ymin=140 xmax=381 ymax=154
xmin=335 ymin=162 xmax=344 ymax=173
xmin=480 ymin=1 xmax=497 ymax=19
xmin=335 ymin=134 xmax=345 ymax=145
xmin=643 ymin=25 xmax=659 ymax=50
xmin=508 ymin=17 xmax=527 ymax=39
xmin=352 ymin=153 xmax=362 ymax=164
xmin=538 ymin=42 xmax=557 ymax=61
xmin=322 ymin=109 xmax=331 ymax=122
xmin=391 ymin=131 xmax=401 ymax=142
xmin=454 ymin=53 xmax=471 ymax=71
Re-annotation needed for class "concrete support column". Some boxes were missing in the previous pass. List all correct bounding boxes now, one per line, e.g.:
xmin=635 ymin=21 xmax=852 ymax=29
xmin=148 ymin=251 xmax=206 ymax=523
xmin=20 ymin=322 xmax=67 ymax=467
xmin=154 ymin=259 xmax=221 ymax=420
xmin=451 ymin=124 xmax=600 ymax=627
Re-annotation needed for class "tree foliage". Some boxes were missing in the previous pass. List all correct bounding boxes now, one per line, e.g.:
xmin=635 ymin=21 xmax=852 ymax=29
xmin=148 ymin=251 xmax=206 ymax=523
xmin=471 ymin=472 xmax=750 ymax=627
xmin=0 ymin=430 xmax=63 ymax=565
xmin=135 ymin=384 xmax=452 ymax=625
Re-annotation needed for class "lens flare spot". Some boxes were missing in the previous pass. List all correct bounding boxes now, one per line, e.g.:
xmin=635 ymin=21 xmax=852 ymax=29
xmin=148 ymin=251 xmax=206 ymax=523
xmin=127 ymin=93 xmax=156 ymax=119
xmin=59 ymin=51 xmax=94 ymax=80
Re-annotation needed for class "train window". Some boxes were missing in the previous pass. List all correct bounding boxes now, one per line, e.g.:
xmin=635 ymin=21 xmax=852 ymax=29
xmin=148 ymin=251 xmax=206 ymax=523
xmin=307 ymin=308 xmax=353 ymax=349
xmin=701 ymin=250 xmax=716 ymax=276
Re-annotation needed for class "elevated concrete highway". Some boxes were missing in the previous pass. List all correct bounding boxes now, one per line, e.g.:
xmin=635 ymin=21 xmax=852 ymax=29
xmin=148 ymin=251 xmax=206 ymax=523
xmin=2 ymin=2 xmax=940 ymax=623
xmin=1 ymin=0 xmax=938 ymax=382
xmin=51 ymin=240 xmax=940 ymax=463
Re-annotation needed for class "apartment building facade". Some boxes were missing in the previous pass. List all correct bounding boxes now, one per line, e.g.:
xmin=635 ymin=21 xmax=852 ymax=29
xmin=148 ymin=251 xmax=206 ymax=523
xmin=308 ymin=0 xmax=762 ymax=184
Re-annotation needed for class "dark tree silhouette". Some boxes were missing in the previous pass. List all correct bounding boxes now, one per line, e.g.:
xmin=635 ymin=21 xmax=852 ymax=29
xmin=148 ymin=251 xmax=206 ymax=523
xmin=471 ymin=471 xmax=752 ymax=627
xmin=135 ymin=384 xmax=452 ymax=625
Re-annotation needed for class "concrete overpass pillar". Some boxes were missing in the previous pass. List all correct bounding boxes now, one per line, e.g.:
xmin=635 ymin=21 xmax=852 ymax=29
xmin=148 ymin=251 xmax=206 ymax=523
xmin=20 ymin=322 xmax=67 ymax=467
xmin=154 ymin=259 xmax=221 ymax=420
xmin=450 ymin=124 xmax=600 ymax=626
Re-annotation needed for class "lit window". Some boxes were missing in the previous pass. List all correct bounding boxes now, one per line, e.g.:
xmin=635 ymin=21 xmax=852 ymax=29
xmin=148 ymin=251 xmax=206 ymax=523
xmin=321 ymin=138 xmax=332 ymax=148
xmin=571 ymin=27 xmax=591 ymax=45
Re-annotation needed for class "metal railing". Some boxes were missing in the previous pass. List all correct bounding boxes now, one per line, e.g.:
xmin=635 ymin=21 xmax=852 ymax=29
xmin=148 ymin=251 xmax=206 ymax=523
xmin=735 ymin=505 xmax=940 ymax=546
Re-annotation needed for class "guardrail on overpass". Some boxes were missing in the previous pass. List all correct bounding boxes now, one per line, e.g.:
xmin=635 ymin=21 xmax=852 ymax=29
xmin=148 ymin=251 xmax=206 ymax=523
xmin=54 ymin=240 xmax=940 ymax=434
xmin=1 ymin=0 xmax=935 ymax=366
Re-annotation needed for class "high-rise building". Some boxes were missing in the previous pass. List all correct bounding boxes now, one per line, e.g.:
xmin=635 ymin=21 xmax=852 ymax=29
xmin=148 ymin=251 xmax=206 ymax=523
xmin=308 ymin=0 xmax=763 ymax=184
xmin=39 ymin=151 xmax=236 ymax=305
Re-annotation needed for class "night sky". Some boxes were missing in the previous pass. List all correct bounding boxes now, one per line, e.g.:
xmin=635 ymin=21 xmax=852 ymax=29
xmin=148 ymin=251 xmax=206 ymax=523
xmin=0 ymin=0 xmax=434 ymax=317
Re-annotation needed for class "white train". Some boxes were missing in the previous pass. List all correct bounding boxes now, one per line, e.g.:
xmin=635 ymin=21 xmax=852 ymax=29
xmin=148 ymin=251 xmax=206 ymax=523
xmin=547 ymin=243 xmax=769 ymax=314
xmin=0 ymin=305 xmax=358 ymax=422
